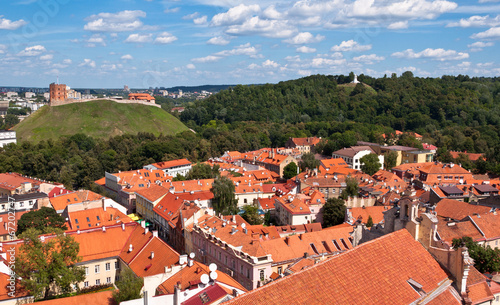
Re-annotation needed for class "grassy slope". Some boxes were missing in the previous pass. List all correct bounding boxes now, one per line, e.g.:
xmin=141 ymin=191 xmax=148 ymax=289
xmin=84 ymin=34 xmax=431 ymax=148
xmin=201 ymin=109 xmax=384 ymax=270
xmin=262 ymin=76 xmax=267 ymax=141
xmin=14 ymin=100 xmax=189 ymax=143
xmin=338 ymin=83 xmax=377 ymax=95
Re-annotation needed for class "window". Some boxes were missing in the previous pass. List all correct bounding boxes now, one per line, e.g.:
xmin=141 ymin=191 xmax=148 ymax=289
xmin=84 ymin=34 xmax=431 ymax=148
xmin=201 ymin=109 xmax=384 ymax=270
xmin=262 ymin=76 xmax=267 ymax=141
xmin=97 ymin=216 xmax=100 ymax=221
xmin=96 ymin=279 xmax=100 ymax=285
xmin=85 ymin=267 xmax=89 ymax=275
xmin=86 ymin=217 xmax=90 ymax=222
xmin=105 ymin=263 xmax=111 ymax=271
xmin=115 ymin=275 xmax=120 ymax=282
xmin=115 ymin=261 xmax=120 ymax=269
xmin=75 ymin=219 xmax=79 ymax=224
xmin=20 ymin=202 xmax=24 ymax=207
xmin=106 ymin=277 xmax=111 ymax=284
xmin=84 ymin=281 xmax=89 ymax=288
xmin=29 ymin=200 xmax=33 ymax=205
xmin=278 ymin=266 xmax=282 ymax=274
xmin=259 ymin=269 xmax=265 ymax=281
xmin=95 ymin=265 xmax=100 ymax=274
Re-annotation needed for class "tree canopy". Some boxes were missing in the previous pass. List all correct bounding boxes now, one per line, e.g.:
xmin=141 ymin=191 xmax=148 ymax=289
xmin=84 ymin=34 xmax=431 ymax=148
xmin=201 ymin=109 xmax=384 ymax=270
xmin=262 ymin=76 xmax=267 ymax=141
xmin=360 ymin=153 xmax=381 ymax=176
xmin=452 ymin=236 xmax=500 ymax=273
xmin=211 ymin=176 xmax=238 ymax=215
xmin=113 ymin=267 xmax=144 ymax=303
xmin=15 ymin=228 xmax=85 ymax=300
xmin=341 ymin=176 xmax=359 ymax=199
xmin=185 ymin=163 xmax=220 ymax=180
xmin=322 ymin=198 xmax=347 ymax=228
xmin=241 ymin=205 xmax=263 ymax=225
xmin=283 ymin=161 xmax=298 ymax=179
xmin=16 ymin=207 xmax=68 ymax=236
xmin=299 ymin=152 xmax=320 ymax=171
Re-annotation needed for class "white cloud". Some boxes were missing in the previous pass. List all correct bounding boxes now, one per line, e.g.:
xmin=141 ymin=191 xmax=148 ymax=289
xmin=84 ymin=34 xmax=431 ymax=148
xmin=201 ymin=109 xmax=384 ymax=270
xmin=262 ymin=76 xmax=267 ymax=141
xmin=0 ymin=44 xmax=7 ymax=54
xmin=194 ymin=16 xmax=208 ymax=25
xmin=284 ymin=32 xmax=325 ymax=44
xmin=263 ymin=5 xmax=283 ymax=19
xmin=262 ymin=59 xmax=279 ymax=68
xmin=447 ymin=15 xmax=500 ymax=27
xmin=155 ymin=32 xmax=177 ymax=44
xmin=18 ymin=45 xmax=46 ymax=56
xmin=79 ymin=59 xmax=96 ymax=68
xmin=296 ymin=46 xmax=316 ymax=53
xmin=121 ymin=54 xmax=134 ymax=60
xmin=183 ymin=12 xmax=199 ymax=20
xmin=211 ymin=4 xmax=260 ymax=26
xmin=468 ymin=41 xmax=494 ymax=51
xmin=40 ymin=54 xmax=53 ymax=61
xmin=388 ymin=21 xmax=408 ymax=29
xmin=63 ymin=59 xmax=72 ymax=64
xmin=215 ymin=43 xmax=260 ymax=57
xmin=331 ymin=40 xmax=372 ymax=52
xmin=125 ymin=33 xmax=153 ymax=43
xmin=207 ymin=36 xmax=230 ymax=45
xmin=471 ymin=27 xmax=500 ymax=40
xmin=84 ymin=10 xmax=146 ymax=32
xmin=392 ymin=48 xmax=469 ymax=61
xmin=353 ymin=54 xmax=385 ymax=64
xmin=298 ymin=70 xmax=312 ymax=76
xmin=192 ymin=55 xmax=221 ymax=63
xmin=186 ymin=63 xmax=196 ymax=69
xmin=87 ymin=35 xmax=106 ymax=47
xmin=225 ymin=16 xmax=296 ymax=38
xmin=0 ymin=17 xmax=27 ymax=30
xmin=164 ymin=7 xmax=180 ymax=13
xmin=349 ymin=0 xmax=458 ymax=20
xmin=311 ymin=57 xmax=346 ymax=67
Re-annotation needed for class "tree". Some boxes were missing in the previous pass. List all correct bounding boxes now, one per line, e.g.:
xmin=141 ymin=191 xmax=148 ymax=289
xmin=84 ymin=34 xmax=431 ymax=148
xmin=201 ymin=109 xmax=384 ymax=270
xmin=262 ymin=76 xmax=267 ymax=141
xmin=113 ymin=268 xmax=144 ymax=303
xmin=322 ymin=198 xmax=346 ymax=228
xmin=211 ymin=176 xmax=238 ymax=215
xmin=299 ymin=152 xmax=320 ymax=171
xmin=360 ymin=153 xmax=381 ymax=176
xmin=14 ymin=228 xmax=85 ymax=300
xmin=283 ymin=161 xmax=298 ymax=179
xmin=4 ymin=114 xmax=19 ymax=128
xmin=16 ymin=207 xmax=68 ymax=236
xmin=241 ymin=205 xmax=263 ymax=225
xmin=341 ymin=176 xmax=359 ymax=199
xmin=186 ymin=163 xmax=220 ymax=180
xmin=384 ymin=150 xmax=398 ymax=171
xmin=366 ymin=215 xmax=374 ymax=227
xmin=452 ymin=236 xmax=500 ymax=273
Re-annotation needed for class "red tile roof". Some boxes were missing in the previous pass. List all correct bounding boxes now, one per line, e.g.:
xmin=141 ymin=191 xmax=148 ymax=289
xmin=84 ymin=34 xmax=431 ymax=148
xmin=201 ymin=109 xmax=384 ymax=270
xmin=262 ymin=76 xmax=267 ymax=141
xmin=127 ymin=237 xmax=179 ymax=278
xmin=49 ymin=190 xmax=103 ymax=211
xmin=149 ymin=159 xmax=192 ymax=169
xmin=435 ymin=199 xmax=491 ymax=221
xmin=290 ymin=137 xmax=321 ymax=147
xmin=34 ymin=290 xmax=115 ymax=305
xmin=450 ymin=151 xmax=485 ymax=162
xmin=348 ymin=206 xmax=388 ymax=225
xmin=0 ymin=172 xmax=44 ymax=191
xmin=226 ymin=229 xmax=454 ymax=305
xmin=67 ymin=207 xmax=133 ymax=230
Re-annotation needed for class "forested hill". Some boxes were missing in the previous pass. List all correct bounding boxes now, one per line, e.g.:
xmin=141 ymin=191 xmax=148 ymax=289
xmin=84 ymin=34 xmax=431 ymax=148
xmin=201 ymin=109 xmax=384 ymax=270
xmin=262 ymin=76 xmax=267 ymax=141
xmin=181 ymin=73 xmax=500 ymax=132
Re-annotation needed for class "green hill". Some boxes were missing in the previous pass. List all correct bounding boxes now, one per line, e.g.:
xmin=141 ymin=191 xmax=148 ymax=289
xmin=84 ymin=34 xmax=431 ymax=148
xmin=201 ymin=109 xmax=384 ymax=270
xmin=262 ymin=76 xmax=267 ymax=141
xmin=14 ymin=100 xmax=189 ymax=143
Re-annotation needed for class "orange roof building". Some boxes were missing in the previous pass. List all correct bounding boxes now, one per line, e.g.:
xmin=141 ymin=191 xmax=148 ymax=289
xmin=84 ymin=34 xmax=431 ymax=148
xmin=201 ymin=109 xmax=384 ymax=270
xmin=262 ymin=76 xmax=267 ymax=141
xmin=144 ymin=158 xmax=192 ymax=177
xmin=128 ymin=93 xmax=155 ymax=102
xmin=49 ymin=190 xmax=103 ymax=213
xmin=225 ymin=229 xmax=461 ymax=305
xmin=285 ymin=137 xmax=321 ymax=153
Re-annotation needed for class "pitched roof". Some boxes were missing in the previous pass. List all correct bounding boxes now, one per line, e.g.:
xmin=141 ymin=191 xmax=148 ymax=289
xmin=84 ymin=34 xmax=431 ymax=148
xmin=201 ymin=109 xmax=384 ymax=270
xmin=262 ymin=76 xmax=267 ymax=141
xmin=49 ymin=190 xmax=103 ymax=211
xmin=149 ymin=159 xmax=192 ymax=169
xmin=182 ymin=283 xmax=233 ymax=305
xmin=127 ymin=237 xmax=180 ymax=278
xmin=450 ymin=151 xmax=485 ymax=162
xmin=348 ymin=206 xmax=388 ymax=225
xmin=226 ymin=229 xmax=454 ymax=305
xmin=468 ymin=213 xmax=500 ymax=241
xmin=34 ymin=290 xmax=115 ymax=305
xmin=67 ymin=207 xmax=133 ymax=230
xmin=156 ymin=261 xmax=246 ymax=294
xmin=332 ymin=146 xmax=375 ymax=158
xmin=290 ymin=137 xmax=321 ymax=147
xmin=135 ymin=184 xmax=169 ymax=202
xmin=435 ymin=199 xmax=491 ymax=221
xmin=0 ymin=172 xmax=44 ymax=191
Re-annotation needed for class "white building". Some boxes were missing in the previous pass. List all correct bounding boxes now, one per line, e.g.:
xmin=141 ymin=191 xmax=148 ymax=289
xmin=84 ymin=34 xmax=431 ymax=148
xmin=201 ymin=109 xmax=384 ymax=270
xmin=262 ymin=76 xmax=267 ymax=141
xmin=143 ymin=159 xmax=192 ymax=178
xmin=332 ymin=146 xmax=384 ymax=171
xmin=0 ymin=131 xmax=16 ymax=147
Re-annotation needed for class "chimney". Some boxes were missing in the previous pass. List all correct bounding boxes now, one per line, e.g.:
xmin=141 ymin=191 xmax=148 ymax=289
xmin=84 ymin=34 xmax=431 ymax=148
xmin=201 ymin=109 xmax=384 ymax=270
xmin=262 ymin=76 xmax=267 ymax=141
xmin=141 ymin=221 xmax=146 ymax=229
xmin=232 ymin=215 xmax=236 ymax=223
xmin=128 ymin=244 xmax=133 ymax=253
xmin=102 ymin=226 xmax=106 ymax=232
xmin=145 ymin=227 xmax=149 ymax=235
xmin=102 ymin=198 xmax=106 ymax=211
xmin=173 ymin=282 xmax=182 ymax=305
xmin=152 ymin=230 xmax=158 ymax=238
xmin=150 ymin=251 xmax=154 ymax=259
xmin=121 ymin=223 xmax=125 ymax=231
xmin=188 ymin=259 xmax=193 ymax=267
xmin=232 ymin=289 xmax=238 ymax=297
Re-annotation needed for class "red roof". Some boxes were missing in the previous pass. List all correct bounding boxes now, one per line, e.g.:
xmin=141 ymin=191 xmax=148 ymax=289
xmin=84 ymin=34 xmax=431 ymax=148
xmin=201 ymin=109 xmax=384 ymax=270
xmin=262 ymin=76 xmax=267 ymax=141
xmin=226 ymin=229 xmax=454 ymax=305
xmin=149 ymin=159 xmax=192 ymax=170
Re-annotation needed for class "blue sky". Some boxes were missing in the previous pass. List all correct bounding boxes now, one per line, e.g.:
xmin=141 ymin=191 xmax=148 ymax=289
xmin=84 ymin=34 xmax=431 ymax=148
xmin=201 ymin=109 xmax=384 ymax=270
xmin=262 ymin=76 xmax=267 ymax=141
xmin=0 ymin=0 xmax=499 ymax=88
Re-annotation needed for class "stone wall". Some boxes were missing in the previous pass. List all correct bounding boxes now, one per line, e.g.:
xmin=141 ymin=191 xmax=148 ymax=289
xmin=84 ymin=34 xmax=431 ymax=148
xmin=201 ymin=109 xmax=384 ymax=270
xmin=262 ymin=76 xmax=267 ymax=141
xmin=50 ymin=98 xmax=161 ymax=108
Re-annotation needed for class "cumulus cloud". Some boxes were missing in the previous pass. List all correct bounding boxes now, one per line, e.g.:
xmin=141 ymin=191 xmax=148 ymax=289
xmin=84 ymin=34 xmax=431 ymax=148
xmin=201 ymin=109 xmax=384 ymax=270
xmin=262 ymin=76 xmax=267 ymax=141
xmin=63 ymin=59 xmax=72 ymax=64
xmin=348 ymin=0 xmax=458 ymax=20
xmin=388 ymin=21 xmax=408 ymax=29
xmin=207 ymin=36 xmax=230 ymax=45
xmin=18 ymin=45 xmax=46 ymax=56
xmin=215 ymin=43 xmax=260 ymax=57
xmin=296 ymin=46 xmax=316 ymax=53
xmin=211 ymin=4 xmax=260 ymax=26
xmin=0 ymin=44 xmax=7 ymax=54
xmin=186 ymin=63 xmax=196 ymax=69
xmin=447 ymin=15 xmax=500 ymax=27
xmin=471 ymin=27 xmax=500 ymax=40
xmin=331 ymin=40 xmax=372 ymax=52
xmin=121 ymin=54 xmax=133 ymax=60
xmin=284 ymin=32 xmax=325 ymax=44
xmin=263 ymin=5 xmax=283 ymax=19
xmin=392 ymin=48 xmax=469 ymax=61
xmin=79 ymin=59 xmax=96 ymax=68
xmin=40 ymin=54 xmax=53 ymax=61
xmin=164 ymin=7 xmax=180 ymax=13
xmin=0 ymin=17 xmax=27 ymax=30
xmin=262 ymin=59 xmax=279 ymax=68
xmin=468 ymin=41 xmax=494 ymax=51
xmin=87 ymin=35 xmax=106 ymax=47
xmin=84 ymin=10 xmax=147 ymax=32
xmin=311 ymin=57 xmax=346 ymax=68
xmin=353 ymin=54 xmax=385 ymax=64
xmin=155 ymin=32 xmax=177 ymax=44
xmin=225 ymin=16 xmax=296 ymax=38
xmin=194 ymin=16 xmax=208 ymax=25
xmin=192 ymin=55 xmax=221 ymax=63
xmin=125 ymin=33 xmax=153 ymax=43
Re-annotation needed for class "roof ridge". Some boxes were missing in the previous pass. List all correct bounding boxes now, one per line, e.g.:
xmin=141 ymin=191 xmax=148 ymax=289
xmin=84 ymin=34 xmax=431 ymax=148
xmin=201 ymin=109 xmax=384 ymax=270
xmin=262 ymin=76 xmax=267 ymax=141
xmin=128 ymin=233 xmax=154 ymax=265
